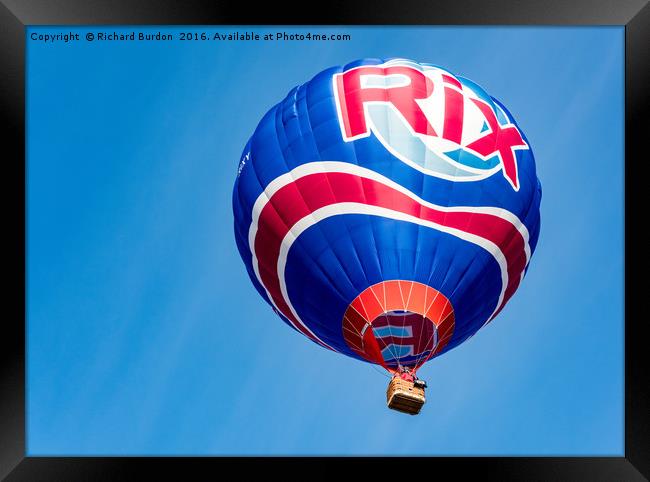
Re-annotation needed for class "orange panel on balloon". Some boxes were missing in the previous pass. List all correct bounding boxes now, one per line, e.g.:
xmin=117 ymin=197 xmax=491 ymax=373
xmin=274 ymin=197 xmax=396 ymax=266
xmin=341 ymin=280 xmax=455 ymax=370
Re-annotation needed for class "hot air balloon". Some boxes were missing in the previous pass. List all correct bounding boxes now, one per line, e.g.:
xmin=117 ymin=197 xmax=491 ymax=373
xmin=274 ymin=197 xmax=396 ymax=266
xmin=232 ymin=58 xmax=541 ymax=414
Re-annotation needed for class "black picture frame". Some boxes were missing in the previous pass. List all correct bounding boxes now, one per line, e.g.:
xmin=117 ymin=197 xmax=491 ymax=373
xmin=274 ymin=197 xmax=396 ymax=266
xmin=2 ymin=1 xmax=648 ymax=479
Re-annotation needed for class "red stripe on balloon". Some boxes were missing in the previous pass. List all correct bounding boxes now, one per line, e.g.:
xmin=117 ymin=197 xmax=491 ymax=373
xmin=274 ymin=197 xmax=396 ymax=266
xmin=254 ymin=172 xmax=528 ymax=341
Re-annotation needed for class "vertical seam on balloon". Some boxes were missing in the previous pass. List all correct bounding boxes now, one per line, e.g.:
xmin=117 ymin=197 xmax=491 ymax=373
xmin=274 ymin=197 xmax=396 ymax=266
xmin=300 ymin=81 xmax=373 ymax=329
xmin=337 ymin=70 xmax=387 ymax=296
xmin=271 ymin=104 xmax=337 ymax=350
xmin=282 ymin=92 xmax=354 ymax=345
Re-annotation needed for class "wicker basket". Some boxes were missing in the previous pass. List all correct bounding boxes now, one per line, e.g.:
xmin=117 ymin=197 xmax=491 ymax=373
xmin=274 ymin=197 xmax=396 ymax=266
xmin=386 ymin=376 xmax=426 ymax=415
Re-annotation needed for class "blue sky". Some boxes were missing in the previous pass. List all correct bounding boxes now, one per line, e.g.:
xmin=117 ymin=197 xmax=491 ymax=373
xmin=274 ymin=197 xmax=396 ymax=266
xmin=26 ymin=26 xmax=624 ymax=455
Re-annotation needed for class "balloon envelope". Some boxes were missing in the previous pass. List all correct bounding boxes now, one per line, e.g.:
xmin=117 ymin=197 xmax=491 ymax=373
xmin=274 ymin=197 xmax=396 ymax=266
xmin=232 ymin=58 xmax=541 ymax=372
